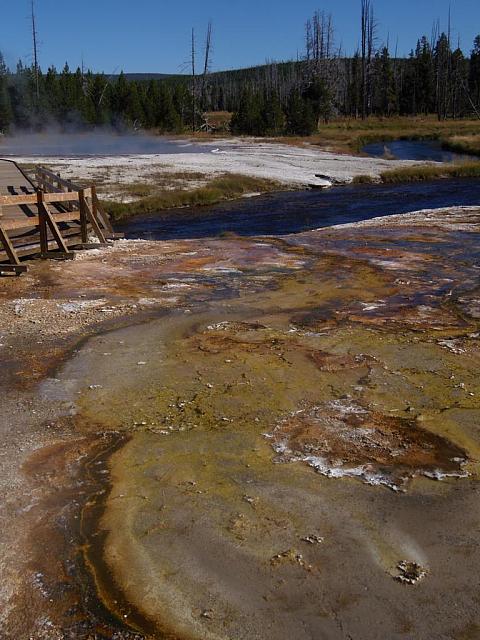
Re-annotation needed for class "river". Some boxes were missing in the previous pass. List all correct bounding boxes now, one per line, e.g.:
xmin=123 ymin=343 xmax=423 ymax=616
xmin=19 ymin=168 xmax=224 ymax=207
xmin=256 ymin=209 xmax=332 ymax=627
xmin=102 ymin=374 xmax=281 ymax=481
xmin=122 ymin=178 xmax=480 ymax=240
xmin=362 ymin=138 xmax=476 ymax=162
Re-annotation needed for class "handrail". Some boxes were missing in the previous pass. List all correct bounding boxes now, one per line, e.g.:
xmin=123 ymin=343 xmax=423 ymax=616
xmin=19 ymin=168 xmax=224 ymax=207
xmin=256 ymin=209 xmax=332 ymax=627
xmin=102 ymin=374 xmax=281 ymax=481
xmin=35 ymin=166 xmax=84 ymax=192
xmin=0 ymin=194 xmax=39 ymax=206
xmin=1 ymin=162 xmax=115 ymax=274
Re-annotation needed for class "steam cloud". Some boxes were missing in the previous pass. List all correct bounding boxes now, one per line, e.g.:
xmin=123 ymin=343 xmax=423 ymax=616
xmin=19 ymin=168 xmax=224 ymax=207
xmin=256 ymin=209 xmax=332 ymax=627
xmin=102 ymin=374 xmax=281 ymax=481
xmin=0 ymin=128 xmax=209 ymax=157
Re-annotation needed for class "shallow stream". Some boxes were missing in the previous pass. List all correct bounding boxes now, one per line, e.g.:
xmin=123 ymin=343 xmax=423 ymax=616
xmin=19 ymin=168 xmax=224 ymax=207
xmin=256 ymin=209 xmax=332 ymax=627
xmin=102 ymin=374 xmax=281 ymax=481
xmin=362 ymin=138 xmax=477 ymax=162
xmin=122 ymin=178 xmax=480 ymax=240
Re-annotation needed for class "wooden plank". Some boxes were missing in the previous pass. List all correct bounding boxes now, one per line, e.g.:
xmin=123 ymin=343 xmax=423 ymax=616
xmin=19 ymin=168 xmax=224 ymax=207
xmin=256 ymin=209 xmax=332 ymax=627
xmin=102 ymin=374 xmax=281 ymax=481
xmin=83 ymin=197 xmax=107 ymax=243
xmin=9 ymin=227 xmax=88 ymax=250
xmin=91 ymin=185 xmax=115 ymax=238
xmin=0 ymin=264 xmax=28 ymax=274
xmin=1 ymin=236 xmax=83 ymax=259
xmin=79 ymin=190 xmax=88 ymax=243
xmin=52 ymin=210 xmax=81 ymax=223
xmin=0 ymin=223 xmax=21 ymax=265
xmin=37 ymin=192 xmax=48 ymax=254
xmin=44 ymin=210 xmax=69 ymax=253
xmin=38 ymin=192 xmax=69 ymax=255
xmin=92 ymin=185 xmax=114 ymax=234
xmin=0 ymin=194 xmax=38 ymax=206
xmin=36 ymin=179 xmax=63 ymax=193
xmin=36 ymin=167 xmax=83 ymax=192
xmin=1 ymin=217 xmax=40 ymax=230
xmin=43 ymin=192 xmax=81 ymax=203
xmin=40 ymin=251 xmax=75 ymax=260
xmin=73 ymin=242 xmax=111 ymax=249
xmin=40 ymin=182 xmax=90 ymax=199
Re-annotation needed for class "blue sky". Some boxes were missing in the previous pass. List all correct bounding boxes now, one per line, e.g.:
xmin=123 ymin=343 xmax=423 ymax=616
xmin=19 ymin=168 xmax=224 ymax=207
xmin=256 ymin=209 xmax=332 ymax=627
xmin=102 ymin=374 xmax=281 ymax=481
xmin=1 ymin=0 xmax=479 ymax=74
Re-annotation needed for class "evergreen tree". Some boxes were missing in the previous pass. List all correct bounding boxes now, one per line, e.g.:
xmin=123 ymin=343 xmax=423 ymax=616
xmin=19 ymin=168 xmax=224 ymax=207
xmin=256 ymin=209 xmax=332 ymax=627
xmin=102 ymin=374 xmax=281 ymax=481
xmin=126 ymin=82 xmax=144 ymax=126
xmin=285 ymin=90 xmax=316 ymax=136
xmin=469 ymin=35 xmax=480 ymax=110
xmin=158 ymin=84 xmax=181 ymax=131
xmin=346 ymin=52 xmax=362 ymax=117
xmin=231 ymin=90 xmax=265 ymax=135
xmin=303 ymin=78 xmax=333 ymax=124
xmin=414 ymin=37 xmax=435 ymax=114
xmin=261 ymin=91 xmax=284 ymax=135
xmin=451 ymin=48 xmax=468 ymax=118
xmin=434 ymin=33 xmax=453 ymax=120
xmin=0 ymin=53 xmax=12 ymax=131
xmin=374 ymin=47 xmax=397 ymax=116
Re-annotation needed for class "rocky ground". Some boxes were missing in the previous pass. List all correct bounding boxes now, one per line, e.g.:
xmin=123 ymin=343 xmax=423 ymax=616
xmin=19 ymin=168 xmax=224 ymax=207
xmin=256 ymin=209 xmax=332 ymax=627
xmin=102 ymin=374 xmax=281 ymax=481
xmin=13 ymin=139 xmax=420 ymax=200
xmin=0 ymin=206 xmax=479 ymax=639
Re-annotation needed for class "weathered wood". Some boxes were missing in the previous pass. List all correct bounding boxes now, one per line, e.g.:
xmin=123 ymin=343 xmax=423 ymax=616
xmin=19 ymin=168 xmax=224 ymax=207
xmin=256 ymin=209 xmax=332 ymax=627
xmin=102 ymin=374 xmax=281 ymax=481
xmin=43 ymin=192 xmax=82 ymax=203
xmin=0 ymin=263 xmax=28 ymax=274
xmin=40 ymin=251 xmax=75 ymax=260
xmin=36 ymin=167 xmax=85 ymax=192
xmin=38 ymin=193 xmax=70 ymax=255
xmin=36 ymin=180 xmax=90 ymax=200
xmin=73 ymin=242 xmax=110 ymax=249
xmin=83 ymin=197 xmax=107 ymax=243
xmin=1 ymin=217 xmax=40 ymax=231
xmin=92 ymin=185 xmax=114 ymax=234
xmin=0 ymin=224 xmax=22 ymax=265
xmin=4 ymin=233 xmax=85 ymax=257
xmin=37 ymin=191 xmax=48 ymax=254
xmin=78 ymin=190 xmax=89 ymax=243
xmin=53 ymin=210 xmax=82 ymax=223
xmin=0 ymin=160 xmax=113 ymax=274
xmin=0 ymin=194 xmax=38 ymax=206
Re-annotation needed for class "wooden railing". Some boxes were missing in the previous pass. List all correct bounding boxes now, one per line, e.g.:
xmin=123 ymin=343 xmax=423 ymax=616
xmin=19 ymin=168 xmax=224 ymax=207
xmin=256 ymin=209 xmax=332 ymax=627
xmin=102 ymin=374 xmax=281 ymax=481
xmin=0 ymin=165 xmax=116 ymax=274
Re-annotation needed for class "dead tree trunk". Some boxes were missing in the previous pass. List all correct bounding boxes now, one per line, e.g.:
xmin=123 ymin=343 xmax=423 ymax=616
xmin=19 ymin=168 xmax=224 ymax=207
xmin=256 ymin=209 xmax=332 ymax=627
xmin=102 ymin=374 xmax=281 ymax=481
xmin=191 ymin=28 xmax=196 ymax=132
xmin=201 ymin=21 xmax=213 ymax=111
xmin=31 ymin=0 xmax=40 ymax=103
xmin=361 ymin=0 xmax=375 ymax=119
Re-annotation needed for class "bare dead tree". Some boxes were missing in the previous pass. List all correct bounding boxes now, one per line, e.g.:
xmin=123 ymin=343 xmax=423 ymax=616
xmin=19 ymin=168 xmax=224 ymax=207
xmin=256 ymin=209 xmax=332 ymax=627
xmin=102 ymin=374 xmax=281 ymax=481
xmin=201 ymin=21 xmax=213 ymax=110
xmin=305 ymin=10 xmax=334 ymax=80
xmin=305 ymin=19 xmax=313 ymax=62
xmin=31 ymin=0 xmax=40 ymax=102
xmin=191 ymin=28 xmax=196 ymax=131
xmin=361 ymin=0 xmax=376 ymax=118
xmin=445 ymin=6 xmax=452 ymax=118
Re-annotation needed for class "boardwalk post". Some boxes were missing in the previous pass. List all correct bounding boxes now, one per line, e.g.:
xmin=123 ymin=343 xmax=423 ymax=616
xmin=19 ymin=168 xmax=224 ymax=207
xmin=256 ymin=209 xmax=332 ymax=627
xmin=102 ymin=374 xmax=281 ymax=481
xmin=92 ymin=184 xmax=115 ymax=235
xmin=79 ymin=189 xmax=88 ymax=243
xmin=84 ymin=198 xmax=107 ymax=243
xmin=37 ymin=190 xmax=48 ymax=255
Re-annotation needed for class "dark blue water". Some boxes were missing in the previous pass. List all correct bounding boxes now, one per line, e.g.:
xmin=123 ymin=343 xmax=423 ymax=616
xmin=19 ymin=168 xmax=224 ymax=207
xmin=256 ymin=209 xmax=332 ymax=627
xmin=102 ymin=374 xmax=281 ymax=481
xmin=121 ymin=178 xmax=480 ymax=240
xmin=362 ymin=139 xmax=474 ymax=162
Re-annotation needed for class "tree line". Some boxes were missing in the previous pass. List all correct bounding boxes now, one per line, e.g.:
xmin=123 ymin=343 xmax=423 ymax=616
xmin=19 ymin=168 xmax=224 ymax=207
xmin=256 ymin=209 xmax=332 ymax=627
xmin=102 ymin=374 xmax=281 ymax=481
xmin=0 ymin=5 xmax=479 ymax=137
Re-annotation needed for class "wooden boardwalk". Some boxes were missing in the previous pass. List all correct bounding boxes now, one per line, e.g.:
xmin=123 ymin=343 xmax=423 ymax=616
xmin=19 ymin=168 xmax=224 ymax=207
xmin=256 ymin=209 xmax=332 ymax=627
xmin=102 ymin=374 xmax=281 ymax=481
xmin=0 ymin=159 xmax=116 ymax=274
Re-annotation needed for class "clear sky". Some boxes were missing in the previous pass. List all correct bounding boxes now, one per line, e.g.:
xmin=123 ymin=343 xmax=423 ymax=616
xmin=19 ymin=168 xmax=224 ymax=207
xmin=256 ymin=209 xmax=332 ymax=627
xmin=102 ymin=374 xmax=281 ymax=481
xmin=1 ymin=0 xmax=479 ymax=74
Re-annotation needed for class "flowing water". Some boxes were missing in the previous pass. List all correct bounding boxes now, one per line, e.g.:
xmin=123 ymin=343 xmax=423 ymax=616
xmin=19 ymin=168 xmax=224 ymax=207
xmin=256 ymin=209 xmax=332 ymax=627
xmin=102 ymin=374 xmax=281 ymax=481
xmin=362 ymin=139 xmax=477 ymax=162
xmin=122 ymin=178 xmax=480 ymax=240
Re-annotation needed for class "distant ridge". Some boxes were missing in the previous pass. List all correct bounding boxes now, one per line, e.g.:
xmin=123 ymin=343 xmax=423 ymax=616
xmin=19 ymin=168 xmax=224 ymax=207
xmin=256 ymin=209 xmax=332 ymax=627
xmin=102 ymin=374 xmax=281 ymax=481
xmin=117 ymin=61 xmax=300 ymax=82
xmin=120 ymin=73 xmax=181 ymax=81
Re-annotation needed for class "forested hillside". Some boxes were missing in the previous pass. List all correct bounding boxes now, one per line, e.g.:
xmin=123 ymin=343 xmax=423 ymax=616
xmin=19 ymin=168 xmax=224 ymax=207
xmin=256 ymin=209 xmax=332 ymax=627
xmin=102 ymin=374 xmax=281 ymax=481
xmin=0 ymin=5 xmax=479 ymax=136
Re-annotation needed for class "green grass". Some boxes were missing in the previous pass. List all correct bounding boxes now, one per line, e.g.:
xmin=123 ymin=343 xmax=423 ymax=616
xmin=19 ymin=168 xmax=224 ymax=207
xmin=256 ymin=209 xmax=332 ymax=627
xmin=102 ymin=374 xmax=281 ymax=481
xmin=272 ymin=116 xmax=480 ymax=155
xmin=103 ymin=174 xmax=280 ymax=221
xmin=353 ymin=161 xmax=480 ymax=185
xmin=351 ymin=174 xmax=376 ymax=184
xmin=441 ymin=134 xmax=480 ymax=157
